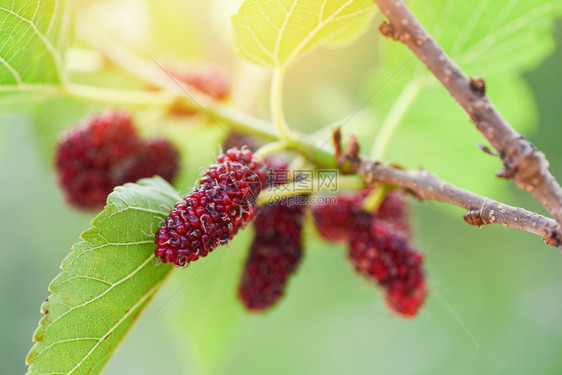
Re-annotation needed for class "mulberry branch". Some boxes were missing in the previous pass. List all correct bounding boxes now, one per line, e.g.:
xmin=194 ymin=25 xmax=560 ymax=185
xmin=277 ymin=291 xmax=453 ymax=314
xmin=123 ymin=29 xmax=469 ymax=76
xmin=357 ymin=159 xmax=562 ymax=248
xmin=372 ymin=0 xmax=562 ymax=228
xmin=75 ymin=10 xmax=562 ymax=249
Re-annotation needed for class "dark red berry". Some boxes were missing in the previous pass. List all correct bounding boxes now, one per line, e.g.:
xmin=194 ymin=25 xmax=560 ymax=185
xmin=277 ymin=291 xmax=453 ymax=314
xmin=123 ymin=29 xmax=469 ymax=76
xmin=55 ymin=111 xmax=180 ymax=210
xmin=155 ymin=147 xmax=266 ymax=267
xmin=312 ymin=188 xmax=425 ymax=316
xmin=125 ymin=139 xmax=180 ymax=183
xmin=311 ymin=190 xmax=367 ymax=242
xmin=238 ymin=202 xmax=305 ymax=311
xmin=377 ymin=191 xmax=410 ymax=236
xmin=55 ymin=111 xmax=141 ymax=209
xmin=238 ymin=160 xmax=305 ymax=311
xmin=349 ymin=217 xmax=426 ymax=317
xmin=312 ymin=189 xmax=410 ymax=242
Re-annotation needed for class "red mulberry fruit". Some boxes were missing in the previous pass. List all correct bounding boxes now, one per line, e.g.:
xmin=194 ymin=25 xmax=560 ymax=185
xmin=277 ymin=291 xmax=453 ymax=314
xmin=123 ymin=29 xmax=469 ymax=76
xmin=125 ymin=139 xmax=180 ymax=183
xmin=155 ymin=147 xmax=266 ymax=267
xmin=55 ymin=111 xmax=180 ymax=210
xmin=312 ymin=189 xmax=408 ymax=242
xmin=377 ymin=191 xmax=410 ymax=236
xmin=349 ymin=217 xmax=426 ymax=317
xmin=311 ymin=190 xmax=367 ymax=242
xmin=238 ymin=202 xmax=305 ymax=311
xmin=238 ymin=160 xmax=306 ymax=311
xmin=173 ymin=64 xmax=230 ymax=101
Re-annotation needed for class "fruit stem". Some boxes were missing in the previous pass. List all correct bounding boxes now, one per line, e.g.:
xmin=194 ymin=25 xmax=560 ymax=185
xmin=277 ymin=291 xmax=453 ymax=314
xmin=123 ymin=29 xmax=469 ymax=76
xmin=208 ymin=104 xmax=278 ymax=141
xmin=287 ymin=137 xmax=338 ymax=169
xmin=362 ymin=184 xmax=391 ymax=212
xmin=371 ymin=78 xmax=423 ymax=160
xmin=257 ymin=174 xmax=365 ymax=206
xmin=254 ymin=141 xmax=289 ymax=161
xmin=270 ymin=68 xmax=294 ymax=142
xmin=7 ymin=81 xmax=336 ymax=169
xmin=76 ymin=19 xmax=336 ymax=168
xmin=288 ymin=155 xmax=309 ymax=171
xmin=64 ymin=83 xmax=174 ymax=106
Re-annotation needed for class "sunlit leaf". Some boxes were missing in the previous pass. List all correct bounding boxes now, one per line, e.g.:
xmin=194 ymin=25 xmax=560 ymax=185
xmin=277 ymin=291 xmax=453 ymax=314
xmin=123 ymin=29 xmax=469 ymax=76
xmin=0 ymin=0 xmax=70 ymax=85
xmin=26 ymin=177 xmax=181 ymax=375
xmin=232 ymin=0 xmax=377 ymax=68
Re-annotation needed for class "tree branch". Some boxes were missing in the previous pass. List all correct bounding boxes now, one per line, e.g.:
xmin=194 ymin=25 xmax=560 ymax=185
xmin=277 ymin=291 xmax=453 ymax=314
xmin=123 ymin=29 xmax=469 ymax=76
xmin=372 ymin=0 xmax=562 ymax=228
xmin=70 ymin=9 xmax=562 ymax=248
xmin=357 ymin=159 xmax=562 ymax=248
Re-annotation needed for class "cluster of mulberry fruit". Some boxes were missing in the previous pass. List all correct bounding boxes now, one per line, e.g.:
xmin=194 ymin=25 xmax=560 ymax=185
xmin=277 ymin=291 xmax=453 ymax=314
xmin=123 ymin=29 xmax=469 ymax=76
xmin=50 ymin=68 xmax=426 ymax=317
xmin=238 ymin=157 xmax=306 ymax=311
xmin=55 ymin=110 xmax=179 ymax=210
xmin=154 ymin=147 xmax=266 ymax=266
xmin=121 ymin=124 xmax=425 ymax=316
xmin=312 ymin=190 xmax=426 ymax=317
xmin=148 ymin=141 xmax=425 ymax=316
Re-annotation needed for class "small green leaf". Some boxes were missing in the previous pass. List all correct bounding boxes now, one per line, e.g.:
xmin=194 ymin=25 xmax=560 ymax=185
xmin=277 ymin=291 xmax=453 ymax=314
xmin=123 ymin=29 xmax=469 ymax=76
xmin=26 ymin=177 xmax=181 ymax=375
xmin=232 ymin=0 xmax=377 ymax=68
xmin=0 ymin=0 xmax=70 ymax=85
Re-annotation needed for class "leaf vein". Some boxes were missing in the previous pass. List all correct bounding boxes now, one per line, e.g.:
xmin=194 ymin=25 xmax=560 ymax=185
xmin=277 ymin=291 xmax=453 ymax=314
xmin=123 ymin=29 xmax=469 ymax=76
xmin=273 ymin=0 xmax=299 ymax=65
xmin=33 ymin=337 xmax=100 ymax=358
xmin=282 ymin=0 xmax=356 ymax=66
xmin=0 ymin=54 xmax=22 ymax=83
xmin=45 ymin=255 xmax=156 ymax=330
xmin=458 ymin=3 xmax=555 ymax=66
xmin=257 ymin=1 xmax=280 ymax=31
xmin=0 ymin=4 xmax=63 ymax=80
xmin=66 ymin=280 xmax=162 ymax=374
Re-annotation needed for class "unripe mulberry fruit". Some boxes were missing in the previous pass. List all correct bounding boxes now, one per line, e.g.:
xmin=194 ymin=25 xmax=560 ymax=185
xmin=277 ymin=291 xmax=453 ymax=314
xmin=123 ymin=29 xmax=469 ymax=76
xmin=55 ymin=111 xmax=180 ymax=210
xmin=155 ymin=147 xmax=266 ymax=267
xmin=349 ymin=217 xmax=426 ymax=317
xmin=238 ymin=160 xmax=306 ymax=311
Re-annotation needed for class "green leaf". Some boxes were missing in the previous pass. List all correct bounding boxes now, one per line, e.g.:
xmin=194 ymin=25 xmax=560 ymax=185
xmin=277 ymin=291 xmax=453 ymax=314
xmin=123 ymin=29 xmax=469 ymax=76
xmin=381 ymin=74 xmax=537 ymax=196
xmin=364 ymin=0 xmax=562 ymax=196
xmin=386 ymin=0 xmax=562 ymax=75
xmin=0 ymin=0 xmax=70 ymax=85
xmin=26 ymin=177 xmax=181 ymax=375
xmin=437 ymin=0 xmax=562 ymax=74
xmin=232 ymin=0 xmax=377 ymax=69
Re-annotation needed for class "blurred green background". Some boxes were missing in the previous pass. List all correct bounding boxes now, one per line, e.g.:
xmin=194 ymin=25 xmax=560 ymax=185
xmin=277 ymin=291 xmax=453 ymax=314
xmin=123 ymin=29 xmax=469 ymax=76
xmin=2 ymin=1 xmax=562 ymax=374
